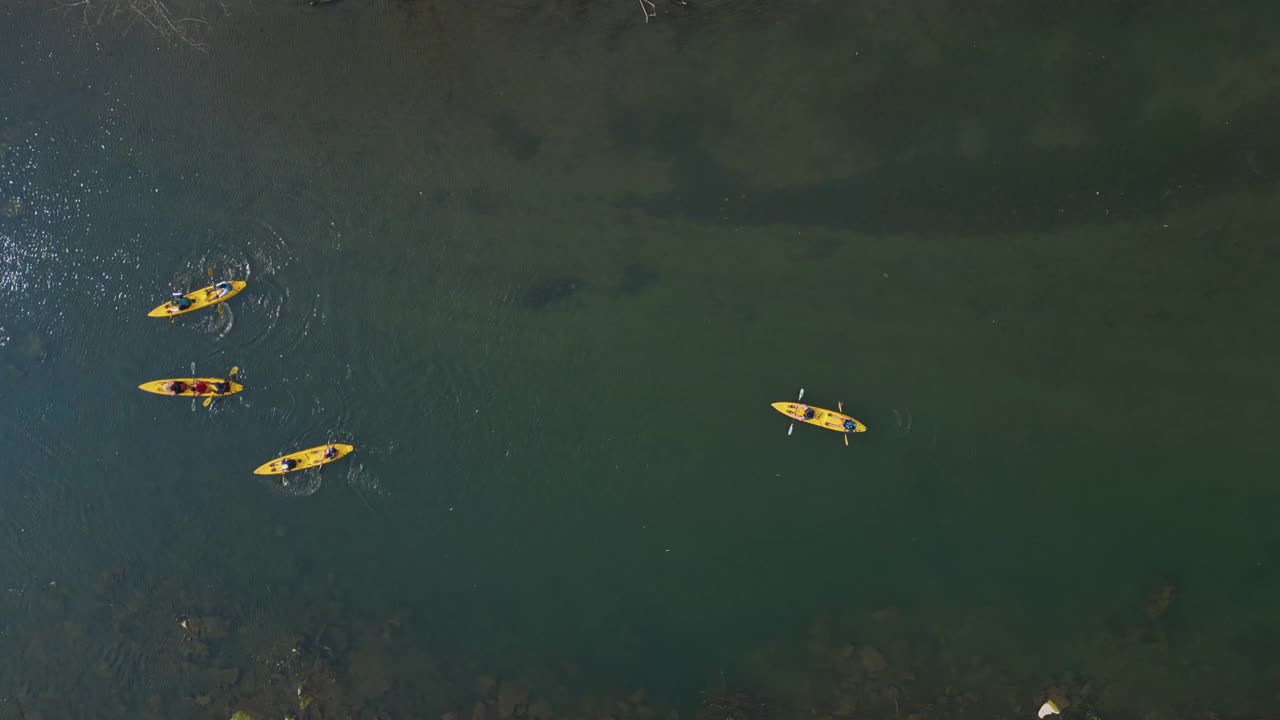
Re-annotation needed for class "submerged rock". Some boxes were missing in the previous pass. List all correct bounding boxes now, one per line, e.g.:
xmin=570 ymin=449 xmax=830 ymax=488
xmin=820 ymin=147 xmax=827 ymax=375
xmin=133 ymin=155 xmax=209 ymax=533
xmin=323 ymin=624 xmax=351 ymax=656
xmin=859 ymin=646 xmax=887 ymax=674
xmin=1145 ymin=583 xmax=1175 ymax=620
xmin=187 ymin=615 xmax=230 ymax=640
xmin=528 ymin=698 xmax=554 ymax=720
xmin=348 ymin=641 xmax=393 ymax=698
xmin=216 ymin=667 xmax=240 ymax=688
xmin=475 ymin=674 xmax=498 ymax=698
xmin=181 ymin=638 xmax=210 ymax=659
xmin=497 ymin=680 xmax=530 ymax=719
xmin=871 ymin=607 xmax=898 ymax=624
xmin=698 ymin=687 xmax=768 ymax=720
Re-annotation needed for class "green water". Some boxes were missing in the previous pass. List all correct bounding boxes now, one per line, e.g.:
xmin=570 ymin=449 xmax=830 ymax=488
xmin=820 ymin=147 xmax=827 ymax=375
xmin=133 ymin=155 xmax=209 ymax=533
xmin=2 ymin=1 xmax=1280 ymax=718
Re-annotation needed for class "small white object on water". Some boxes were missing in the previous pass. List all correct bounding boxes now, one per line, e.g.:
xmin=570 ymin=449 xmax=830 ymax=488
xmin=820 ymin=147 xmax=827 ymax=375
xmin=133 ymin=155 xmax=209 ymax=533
xmin=1038 ymin=700 xmax=1061 ymax=718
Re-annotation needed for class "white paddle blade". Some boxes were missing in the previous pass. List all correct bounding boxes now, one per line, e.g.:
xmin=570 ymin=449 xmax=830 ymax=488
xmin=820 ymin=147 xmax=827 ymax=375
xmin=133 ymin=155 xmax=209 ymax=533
xmin=788 ymin=423 xmax=794 ymax=436
xmin=798 ymin=388 xmax=805 ymax=401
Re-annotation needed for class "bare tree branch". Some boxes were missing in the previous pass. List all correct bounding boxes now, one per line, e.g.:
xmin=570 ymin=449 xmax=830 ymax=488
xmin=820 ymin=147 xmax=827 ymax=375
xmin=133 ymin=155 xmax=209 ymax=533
xmin=637 ymin=0 xmax=656 ymax=23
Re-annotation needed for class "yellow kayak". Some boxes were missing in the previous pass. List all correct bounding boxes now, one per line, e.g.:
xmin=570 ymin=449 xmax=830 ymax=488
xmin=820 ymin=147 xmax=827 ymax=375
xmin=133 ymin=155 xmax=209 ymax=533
xmin=253 ymin=444 xmax=355 ymax=476
xmin=147 ymin=280 xmax=247 ymax=318
xmin=772 ymin=401 xmax=867 ymax=434
xmin=139 ymin=377 xmax=244 ymax=397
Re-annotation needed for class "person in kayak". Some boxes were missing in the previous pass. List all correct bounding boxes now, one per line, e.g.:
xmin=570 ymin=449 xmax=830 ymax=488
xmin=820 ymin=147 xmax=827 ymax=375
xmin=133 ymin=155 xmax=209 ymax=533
xmin=169 ymin=292 xmax=193 ymax=312
xmin=214 ymin=379 xmax=232 ymax=395
xmin=192 ymin=380 xmax=210 ymax=395
xmin=210 ymin=280 xmax=233 ymax=299
xmin=802 ymin=406 xmax=816 ymax=421
xmin=165 ymin=381 xmax=188 ymax=395
xmin=842 ymin=419 xmax=857 ymax=432
xmin=280 ymin=457 xmax=298 ymax=472
xmin=324 ymin=446 xmax=339 ymax=460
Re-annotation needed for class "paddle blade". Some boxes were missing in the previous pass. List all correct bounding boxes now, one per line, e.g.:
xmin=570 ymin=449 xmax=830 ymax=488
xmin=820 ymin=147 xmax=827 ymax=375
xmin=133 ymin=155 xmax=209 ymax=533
xmin=217 ymin=303 xmax=224 ymax=316
xmin=203 ymin=396 xmax=213 ymax=408
xmin=229 ymin=366 xmax=239 ymax=378
xmin=838 ymin=401 xmax=844 ymax=412
xmin=798 ymin=388 xmax=805 ymax=401
xmin=844 ymin=434 xmax=849 ymax=446
xmin=207 ymin=267 xmax=214 ymax=280
xmin=788 ymin=423 xmax=794 ymax=436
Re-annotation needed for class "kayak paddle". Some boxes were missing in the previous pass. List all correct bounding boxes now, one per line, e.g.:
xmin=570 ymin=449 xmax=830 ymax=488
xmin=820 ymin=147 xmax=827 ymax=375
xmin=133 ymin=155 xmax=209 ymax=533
xmin=168 ymin=278 xmax=177 ymax=328
xmin=208 ymin=268 xmax=224 ymax=317
xmin=839 ymin=401 xmax=848 ymax=446
xmin=203 ymin=365 xmax=239 ymax=408
xmin=788 ymin=387 xmax=804 ymax=436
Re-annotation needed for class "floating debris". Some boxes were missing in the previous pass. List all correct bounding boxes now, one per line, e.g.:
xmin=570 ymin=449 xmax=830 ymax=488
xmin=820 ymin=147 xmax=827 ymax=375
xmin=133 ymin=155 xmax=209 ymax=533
xmin=1038 ymin=699 xmax=1061 ymax=718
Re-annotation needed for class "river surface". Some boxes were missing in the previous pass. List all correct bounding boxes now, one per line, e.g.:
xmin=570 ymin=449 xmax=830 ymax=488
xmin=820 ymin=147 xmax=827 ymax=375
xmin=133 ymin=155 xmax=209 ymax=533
xmin=2 ymin=1 xmax=1279 ymax=718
